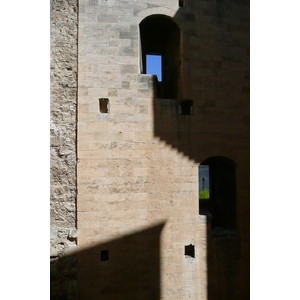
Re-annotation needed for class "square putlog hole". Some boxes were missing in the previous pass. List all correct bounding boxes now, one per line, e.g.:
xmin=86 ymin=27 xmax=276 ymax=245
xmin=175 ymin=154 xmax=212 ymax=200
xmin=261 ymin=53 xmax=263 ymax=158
xmin=100 ymin=250 xmax=109 ymax=262
xmin=179 ymin=0 xmax=185 ymax=7
xmin=99 ymin=98 xmax=109 ymax=113
xmin=185 ymin=244 xmax=195 ymax=258
xmin=179 ymin=100 xmax=194 ymax=115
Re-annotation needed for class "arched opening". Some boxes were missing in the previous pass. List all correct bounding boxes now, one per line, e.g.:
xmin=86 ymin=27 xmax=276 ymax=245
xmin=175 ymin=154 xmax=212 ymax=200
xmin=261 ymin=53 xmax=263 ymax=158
xmin=139 ymin=15 xmax=181 ymax=99
xmin=199 ymin=156 xmax=237 ymax=231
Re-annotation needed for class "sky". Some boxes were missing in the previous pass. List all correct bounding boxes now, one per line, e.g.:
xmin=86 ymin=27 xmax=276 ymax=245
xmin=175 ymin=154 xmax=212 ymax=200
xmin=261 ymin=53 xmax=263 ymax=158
xmin=146 ymin=54 xmax=162 ymax=81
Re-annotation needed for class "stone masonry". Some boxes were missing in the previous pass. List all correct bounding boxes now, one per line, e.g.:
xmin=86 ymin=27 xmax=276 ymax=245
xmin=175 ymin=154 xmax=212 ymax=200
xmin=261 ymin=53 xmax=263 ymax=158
xmin=50 ymin=0 xmax=78 ymax=257
xmin=50 ymin=1 xmax=78 ymax=298
xmin=50 ymin=0 xmax=250 ymax=299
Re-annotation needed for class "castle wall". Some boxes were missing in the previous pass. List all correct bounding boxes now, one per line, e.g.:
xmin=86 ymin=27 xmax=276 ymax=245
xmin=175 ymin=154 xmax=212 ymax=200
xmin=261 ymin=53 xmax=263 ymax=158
xmin=50 ymin=0 xmax=78 ymax=258
xmin=50 ymin=1 xmax=79 ymax=297
xmin=76 ymin=0 xmax=249 ymax=299
xmin=50 ymin=0 xmax=249 ymax=299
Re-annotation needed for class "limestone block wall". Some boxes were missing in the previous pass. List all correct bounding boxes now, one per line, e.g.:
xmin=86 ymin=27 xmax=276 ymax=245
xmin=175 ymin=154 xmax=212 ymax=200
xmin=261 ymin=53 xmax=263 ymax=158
xmin=50 ymin=0 xmax=78 ymax=257
xmin=75 ymin=0 xmax=249 ymax=299
xmin=77 ymin=1 xmax=207 ymax=299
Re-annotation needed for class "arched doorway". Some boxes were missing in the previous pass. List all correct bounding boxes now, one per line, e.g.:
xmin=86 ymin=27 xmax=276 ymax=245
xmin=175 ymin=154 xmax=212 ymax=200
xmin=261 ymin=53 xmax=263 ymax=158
xmin=199 ymin=156 xmax=237 ymax=231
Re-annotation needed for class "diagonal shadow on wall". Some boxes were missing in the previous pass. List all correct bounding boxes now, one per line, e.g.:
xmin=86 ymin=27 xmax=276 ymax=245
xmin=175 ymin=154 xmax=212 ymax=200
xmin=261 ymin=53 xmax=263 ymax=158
xmin=51 ymin=222 xmax=165 ymax=300
xmin=141 ymin=1 xmax=250 ymax=299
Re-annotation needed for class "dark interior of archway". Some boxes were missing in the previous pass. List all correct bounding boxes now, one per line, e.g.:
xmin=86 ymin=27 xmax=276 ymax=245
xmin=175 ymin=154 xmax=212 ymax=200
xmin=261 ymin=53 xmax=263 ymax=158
xmin=140 ymin=15 xmax=181 ymax=99
xmin=200 ymin=157 xmax=237 ymax=231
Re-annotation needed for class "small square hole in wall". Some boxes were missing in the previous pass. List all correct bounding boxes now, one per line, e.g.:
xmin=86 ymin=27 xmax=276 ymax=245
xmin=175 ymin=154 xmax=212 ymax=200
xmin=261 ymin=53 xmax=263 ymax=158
xmin=99 ymin=98 xmax=109 ymax=113
xmin=178 ymin=100 xmax=194 ymax=115
xmin=179 ymin=0 xmax=185 ymax=7
xmin=100 ymin=250 xmax=109 ymax=262
xmin=185 ymin=244 xmax=195 ymax=258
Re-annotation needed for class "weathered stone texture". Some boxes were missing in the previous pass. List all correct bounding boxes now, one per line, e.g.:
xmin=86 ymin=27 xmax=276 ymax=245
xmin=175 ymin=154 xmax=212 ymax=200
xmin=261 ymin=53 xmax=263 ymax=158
xmin=76 ymin=0 xmax=249 ymax=299
xmin=50 ymin=255 xmax=78 ymax=300
xmin=50 ymin=0 xmax=249 ymax=299
xmin=50 ymin=0 xmax=78 ymax=256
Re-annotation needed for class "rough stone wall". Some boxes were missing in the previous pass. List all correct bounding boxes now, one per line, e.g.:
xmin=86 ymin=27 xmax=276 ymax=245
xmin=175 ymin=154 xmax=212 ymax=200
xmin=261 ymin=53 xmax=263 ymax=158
xmin=50 ymin=0 xmax=78 ymax=257
xmin=50 ymin=255 xmax=78 ymax=300
xmin=47 ymin=0 xmax=250 ymax=300
xmin=50 ymin=1 xmax=78 ymax=298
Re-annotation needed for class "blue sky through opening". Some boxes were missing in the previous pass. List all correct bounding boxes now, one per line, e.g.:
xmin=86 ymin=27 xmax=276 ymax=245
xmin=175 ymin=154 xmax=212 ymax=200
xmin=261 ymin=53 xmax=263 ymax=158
xmin=146 ymin=54 xmax=162 ymax=81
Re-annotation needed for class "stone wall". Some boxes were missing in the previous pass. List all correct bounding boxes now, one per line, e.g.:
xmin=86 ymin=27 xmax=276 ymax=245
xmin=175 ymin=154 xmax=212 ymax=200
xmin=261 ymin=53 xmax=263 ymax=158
xmin=76 ymin=0 xmax=249 ymax=299
xmin=50 ymin=1 xmax=78 ymax=298
xmin=50 ymin=0 xmax=78 ymax=257
xmin=50 ymin=255 xmax=78 ymax=300
xmin=50 ymin=0 xmax=249 ymax=299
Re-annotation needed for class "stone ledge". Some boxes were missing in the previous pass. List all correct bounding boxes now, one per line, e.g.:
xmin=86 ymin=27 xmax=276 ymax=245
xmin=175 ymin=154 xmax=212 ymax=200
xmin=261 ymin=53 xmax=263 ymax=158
xmin=199 ymin=208 xmax=212 ymax=224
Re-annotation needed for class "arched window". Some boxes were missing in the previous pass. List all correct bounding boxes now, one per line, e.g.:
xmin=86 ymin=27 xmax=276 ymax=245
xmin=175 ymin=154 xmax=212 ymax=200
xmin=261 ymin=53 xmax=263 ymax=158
xmin=199 ymin=157 xmax=237 ymax=231
xmin=139 ymin=15 xmax=181 ymax=99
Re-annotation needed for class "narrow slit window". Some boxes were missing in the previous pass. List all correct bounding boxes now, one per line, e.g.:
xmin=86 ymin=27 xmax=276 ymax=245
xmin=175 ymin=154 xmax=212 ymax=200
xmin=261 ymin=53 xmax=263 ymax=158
xmin=146 ymin=54 xmax=162 ymax=82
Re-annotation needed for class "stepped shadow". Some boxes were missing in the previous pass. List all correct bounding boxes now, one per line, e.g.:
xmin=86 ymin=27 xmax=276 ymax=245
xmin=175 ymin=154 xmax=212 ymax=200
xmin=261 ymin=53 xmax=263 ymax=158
xmin=151 ymin=2 xmax=250 ymax=163
xmin=51 ymin=222 xmax=165 ymax=300
xmin=145 ymin=1 xmax=250 ymax=299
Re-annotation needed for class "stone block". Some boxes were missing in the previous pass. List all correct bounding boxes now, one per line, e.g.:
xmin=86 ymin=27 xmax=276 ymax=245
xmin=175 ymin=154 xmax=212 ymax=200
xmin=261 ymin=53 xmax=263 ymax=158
xmin=50 ymin=245 xmax=57 ymax=257
xmin=50 ymin=228 xmax=58 ymax=239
